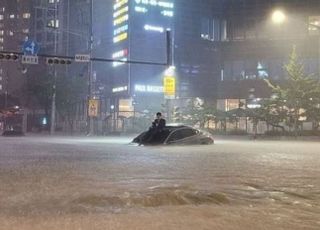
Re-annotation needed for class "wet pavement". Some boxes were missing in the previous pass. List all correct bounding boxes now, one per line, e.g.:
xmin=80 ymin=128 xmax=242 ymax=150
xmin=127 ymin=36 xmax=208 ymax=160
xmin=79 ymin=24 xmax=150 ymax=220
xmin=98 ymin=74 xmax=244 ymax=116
xmin=0 ymin=136 xmax=319 ymax=230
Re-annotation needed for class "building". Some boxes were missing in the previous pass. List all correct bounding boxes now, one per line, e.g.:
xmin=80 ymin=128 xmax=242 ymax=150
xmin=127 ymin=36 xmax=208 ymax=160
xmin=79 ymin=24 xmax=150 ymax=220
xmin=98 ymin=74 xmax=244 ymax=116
xmin=91 ymin=0 xmax=227 ymax=132
xmin=0 ymin=0 xmax=33 ymax=108
xmin=211 ymin=0 xmax=320 ymax=112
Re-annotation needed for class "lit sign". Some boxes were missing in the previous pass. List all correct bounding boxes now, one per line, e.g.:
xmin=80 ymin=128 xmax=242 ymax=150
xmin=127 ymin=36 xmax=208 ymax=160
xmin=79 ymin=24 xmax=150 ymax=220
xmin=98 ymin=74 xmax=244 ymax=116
xmin=113 ymin=14 xmax=129 ymax=26
xmin=135 ymin=84 xmax=164 ymax=93
xmin=112 ymin=49 xmax=128 ymax=59
xmin=112 ymin=49 xmax=128 ymax=67
xmin=113 ymin=6 xmax=129 ymax=18
xmin=114 ymin=24 xmax=128 ymax=36
xmin=135 ymin=0 xmax=174 ymax=9
xmin=163 ymin=76 xmax=175 ymax=96
xmin=134 ymin=0 xmax=174 ymax=19
xmin=113 ymin=32 xmax=128 ymax=43
xmin=114 ymin=0 xmax=128 ymax=10
xmin=161 ymin=10 xmax=173 ymax=17
xmin=135 ymin=6 xmax=148 ymax=13
xmin=113 ymin=58 xmax=128 ymax=67
xmin=112 ymin=86 xmax=128 ymax=93
xmin=144 ymin=24 xmax=164 ymax=33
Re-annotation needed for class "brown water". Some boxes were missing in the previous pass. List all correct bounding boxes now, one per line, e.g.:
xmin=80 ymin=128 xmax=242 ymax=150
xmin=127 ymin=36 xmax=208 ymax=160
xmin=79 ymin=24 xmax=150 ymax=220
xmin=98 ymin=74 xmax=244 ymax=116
xmin=0 ymin=136 xmax=319 ymax=229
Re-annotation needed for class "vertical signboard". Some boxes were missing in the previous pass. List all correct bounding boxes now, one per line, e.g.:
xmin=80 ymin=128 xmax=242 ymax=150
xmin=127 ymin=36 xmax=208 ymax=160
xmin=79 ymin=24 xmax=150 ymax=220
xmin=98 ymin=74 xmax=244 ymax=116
xmin=163 ymin=76 xmax=175 ymax=99
xmin=88 ymin=99 xmax=99 ymax=117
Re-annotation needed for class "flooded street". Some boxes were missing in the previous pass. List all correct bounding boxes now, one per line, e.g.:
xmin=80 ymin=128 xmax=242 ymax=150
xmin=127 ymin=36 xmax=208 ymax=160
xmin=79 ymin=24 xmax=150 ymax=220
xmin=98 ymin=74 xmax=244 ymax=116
xmin=0 ymin=136 xmax=319 ymax=230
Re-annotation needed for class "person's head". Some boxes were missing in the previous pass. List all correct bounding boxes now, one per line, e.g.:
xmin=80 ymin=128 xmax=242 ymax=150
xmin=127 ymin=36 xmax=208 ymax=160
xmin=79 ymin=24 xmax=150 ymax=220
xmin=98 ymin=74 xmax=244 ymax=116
xmin=156 ymin=112 xmax=162 ymax=119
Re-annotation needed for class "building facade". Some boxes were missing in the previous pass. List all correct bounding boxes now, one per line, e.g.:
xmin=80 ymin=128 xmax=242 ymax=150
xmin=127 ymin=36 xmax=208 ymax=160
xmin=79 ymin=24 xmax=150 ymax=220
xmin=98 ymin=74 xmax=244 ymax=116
xmin=0 ymin=0 xmax=33 ymax=108
xmin=211 ymin=0 xmax=320 ymax=111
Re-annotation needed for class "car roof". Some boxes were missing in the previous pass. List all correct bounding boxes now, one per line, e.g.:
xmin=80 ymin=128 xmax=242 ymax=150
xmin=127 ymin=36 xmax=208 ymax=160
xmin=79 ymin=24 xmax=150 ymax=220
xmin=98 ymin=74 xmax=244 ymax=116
xmin=164 ymin=125 xmax=193 ymax=131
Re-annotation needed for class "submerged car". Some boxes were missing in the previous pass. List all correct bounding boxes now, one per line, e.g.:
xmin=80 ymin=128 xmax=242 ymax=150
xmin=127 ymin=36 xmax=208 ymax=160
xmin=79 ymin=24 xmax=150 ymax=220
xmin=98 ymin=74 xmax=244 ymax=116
xmin=132 ymin=125 xmax=214 ymax=145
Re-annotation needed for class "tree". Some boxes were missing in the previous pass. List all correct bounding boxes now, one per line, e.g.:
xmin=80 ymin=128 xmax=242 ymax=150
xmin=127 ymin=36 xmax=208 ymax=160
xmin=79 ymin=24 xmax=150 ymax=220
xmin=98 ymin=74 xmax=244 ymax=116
xmin=251 ymin=97 xmax=288 ymax=132
xmin=265 ymin=47 xmax=320 ymax=135
xmin=182 ymin=98 xmax=219 ymax=129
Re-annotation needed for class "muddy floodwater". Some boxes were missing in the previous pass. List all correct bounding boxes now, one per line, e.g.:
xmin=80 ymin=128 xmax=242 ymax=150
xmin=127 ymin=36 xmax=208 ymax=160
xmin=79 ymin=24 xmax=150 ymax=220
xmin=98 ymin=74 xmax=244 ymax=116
xmin=0 ymin=136 xmax=319 ymax=230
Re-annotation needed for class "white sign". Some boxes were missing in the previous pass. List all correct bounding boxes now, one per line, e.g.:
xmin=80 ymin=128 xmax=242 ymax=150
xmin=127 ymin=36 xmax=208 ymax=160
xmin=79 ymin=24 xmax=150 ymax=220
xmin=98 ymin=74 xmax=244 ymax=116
xmin=75 ymin=54 xmax=91 ymax=63
xmin=21 ymin=55 xmax=39 ymax=64
xmin=144 ymin=24 xmax=164 ymax=33
xmin=112 ymin=86 xmax=128 ymax=93
xmin=135 ymin=84 xmax=163 ymax=93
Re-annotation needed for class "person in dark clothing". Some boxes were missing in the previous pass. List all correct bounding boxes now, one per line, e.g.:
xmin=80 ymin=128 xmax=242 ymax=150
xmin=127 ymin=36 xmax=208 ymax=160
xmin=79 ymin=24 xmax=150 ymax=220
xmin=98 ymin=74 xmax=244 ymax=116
xmin=139 ymin=112 xmax=166 ymax=145
xmin=152 ymin=112 xmax=166 ymax=132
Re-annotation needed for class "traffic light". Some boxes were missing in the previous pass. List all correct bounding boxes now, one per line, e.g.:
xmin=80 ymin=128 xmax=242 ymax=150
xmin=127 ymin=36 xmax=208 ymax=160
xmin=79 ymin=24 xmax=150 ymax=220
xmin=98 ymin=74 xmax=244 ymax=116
xmin=46 ymin=58 xmax=72 ymax=65
xmin=0 ymin=53 xmax=19 ymax=61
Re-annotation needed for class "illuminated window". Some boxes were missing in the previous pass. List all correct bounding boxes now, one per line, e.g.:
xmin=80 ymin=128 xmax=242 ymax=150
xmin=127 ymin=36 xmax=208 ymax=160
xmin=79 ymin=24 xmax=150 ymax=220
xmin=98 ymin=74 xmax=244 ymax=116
xmin=0 ymin=38 xmax=3 ymax=43
xmin=22 ymin=28 xmax=29 ymax=34
xmin=0 ymin=30 xmax=3 ymax=35
xmin=23 ymin=13 xmax=31 ymax=19
xmin=9 ymin=31 xmax=14 ymax=36
xmin=0 ymin=15 xmax=3 ymax=20
xmin=48 ymin=19 xmax=59 ymax=28
xmin=309 ymin=16 xmax=320 ymax=35
xmin=9 ymin=14 xmax=15 ymax=19
xmin=0 ymin=85 xmax=2 ymax=91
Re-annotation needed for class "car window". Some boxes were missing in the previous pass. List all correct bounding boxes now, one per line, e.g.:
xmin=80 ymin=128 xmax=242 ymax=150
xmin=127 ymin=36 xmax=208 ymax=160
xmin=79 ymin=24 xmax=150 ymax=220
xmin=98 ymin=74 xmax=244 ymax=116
xmin=168 ymin=128 xmax=197 ymax=142
xmin=180 ymin=128 xmax=197 ymax=138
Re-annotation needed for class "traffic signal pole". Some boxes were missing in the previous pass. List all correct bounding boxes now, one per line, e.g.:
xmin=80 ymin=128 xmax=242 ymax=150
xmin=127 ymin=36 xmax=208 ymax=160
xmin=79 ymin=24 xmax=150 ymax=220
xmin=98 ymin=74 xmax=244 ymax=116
xmin=50 ymin=1 xmax=58 ymax=135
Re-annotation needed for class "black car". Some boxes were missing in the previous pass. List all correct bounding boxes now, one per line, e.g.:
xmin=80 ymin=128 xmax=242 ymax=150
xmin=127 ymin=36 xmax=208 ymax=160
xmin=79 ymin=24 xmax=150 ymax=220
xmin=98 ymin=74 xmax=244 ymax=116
xmin=132 ymin=125 xmax=214 ymax=145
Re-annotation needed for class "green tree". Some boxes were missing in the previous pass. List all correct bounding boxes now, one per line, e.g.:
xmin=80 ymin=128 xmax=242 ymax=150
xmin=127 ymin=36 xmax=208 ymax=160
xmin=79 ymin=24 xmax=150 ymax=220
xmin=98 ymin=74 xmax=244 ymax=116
xmin=182 ymin=98 xmax=217 ymax=128
xmin=265 ymin=47 xmax=320 ymax=135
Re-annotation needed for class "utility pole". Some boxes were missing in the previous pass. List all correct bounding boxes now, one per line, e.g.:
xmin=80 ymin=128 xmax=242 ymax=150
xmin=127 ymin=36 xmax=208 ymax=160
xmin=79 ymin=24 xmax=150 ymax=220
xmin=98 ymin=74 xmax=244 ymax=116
xmin=50 ymin=1 xmax=58 ymax=135
xmin=166 ymin=30 xmax=172 ymax=67
xmin=87 ymin=0 xmax=94 ymax=135
xmin=166 ymin=29 xmax=174 ymax=121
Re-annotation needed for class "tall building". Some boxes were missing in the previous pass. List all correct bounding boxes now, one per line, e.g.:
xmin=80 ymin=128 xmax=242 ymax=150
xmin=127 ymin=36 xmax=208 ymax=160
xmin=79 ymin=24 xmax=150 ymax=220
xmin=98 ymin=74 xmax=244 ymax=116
xmin=91 ymin=0 xmax=225 ymax=131
xmin=0 ymin=0 xmax=33 ymax=107
xmin=111 ymin=0 xmax=175 ymax=113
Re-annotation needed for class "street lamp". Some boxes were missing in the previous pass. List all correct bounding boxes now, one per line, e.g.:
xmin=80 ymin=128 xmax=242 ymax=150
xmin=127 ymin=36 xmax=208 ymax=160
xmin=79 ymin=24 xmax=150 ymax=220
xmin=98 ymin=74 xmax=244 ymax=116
xmin=271 ymin=9 xmax=320 ymax=79
xmin=272 ymin=10 xmax=286 ymax=25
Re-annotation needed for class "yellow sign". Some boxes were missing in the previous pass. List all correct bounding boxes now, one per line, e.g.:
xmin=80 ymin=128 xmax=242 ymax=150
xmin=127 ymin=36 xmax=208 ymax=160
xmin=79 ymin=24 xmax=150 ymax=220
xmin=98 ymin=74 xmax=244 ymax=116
xmin=163 ymin=76 xmax=175 ymax=97
xmin=88 ymin=99 xmax=99 ymax=117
